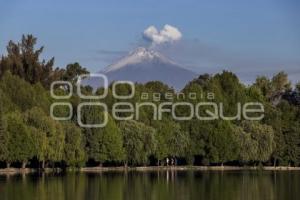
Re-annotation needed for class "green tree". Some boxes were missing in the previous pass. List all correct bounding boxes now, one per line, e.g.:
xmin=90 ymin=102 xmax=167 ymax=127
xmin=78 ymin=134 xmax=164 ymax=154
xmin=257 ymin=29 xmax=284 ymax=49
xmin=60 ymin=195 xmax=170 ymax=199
xmin=5 ymin=111 xmax=34 ymax=168
xmin=62 ymin=62 xmax=89 ymax=84
xmin=0 ymin=34 xmax=63 ymax=88
xmin=241 ymin=121 xmax=274 ymax=163
xmin=82 ymin=106 xmax=124 ymax=165
xmin=24 ymin=107 xmax=65 ymax=167
xmin=24 ymin=107 xmax=51 ymax=168
xmin=47 ymin=121 xmax=65 ymax=165
xmin=28 ymin=126 xmax=48 ymax=168
xmin=282 ymin=124 xmax=300 ymax=166
xmin=271 ymin=71 xmax=291 ymax=93
xmin=0 ymin=72 xmax=51 ymax=112
xmin=0 ymin=71 xmax=37 ymax=111
xmin=0 ymin=99 xmax=9 ymax=166
xmin=208 ymin=121 xmax=239 ymax=165
xmin=119 ymin=120 xmax=157 ymax=166
xmin=276 ymin=101 xmax=300 ymax=166
xmin=233 ymin=126 xmax=258 ymax=163
xmin=153 ymin=119 xmax=189 ymax=165
xmin=186 ymin=73 xmax=211 ymax=90
xmin=63 ymin=122 xmax=85 ymax=167
xmin=254 ymin=76 xmax=272 ymax=98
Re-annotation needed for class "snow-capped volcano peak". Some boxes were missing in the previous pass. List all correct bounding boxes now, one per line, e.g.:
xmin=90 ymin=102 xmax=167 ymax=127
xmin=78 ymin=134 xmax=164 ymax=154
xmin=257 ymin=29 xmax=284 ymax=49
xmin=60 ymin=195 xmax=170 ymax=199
xmin=102 ymin=47 xmax=175 ymax=73
xmin=88 ymin=46 xmax=198 ymax=90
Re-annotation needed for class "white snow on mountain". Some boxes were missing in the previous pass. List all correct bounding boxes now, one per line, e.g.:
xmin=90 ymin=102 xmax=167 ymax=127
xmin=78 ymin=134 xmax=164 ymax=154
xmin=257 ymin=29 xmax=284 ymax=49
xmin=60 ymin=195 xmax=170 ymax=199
xmin=85 ymin=47 xmax=198 ymax=90
xmin=102 ymin=47 xmax=178 ymax=73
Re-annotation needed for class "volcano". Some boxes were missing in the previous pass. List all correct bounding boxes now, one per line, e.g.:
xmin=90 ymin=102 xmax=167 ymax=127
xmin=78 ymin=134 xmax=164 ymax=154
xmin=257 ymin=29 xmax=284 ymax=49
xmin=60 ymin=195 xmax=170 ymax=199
xmin=88 ymin=47 xmax=197 ymax=90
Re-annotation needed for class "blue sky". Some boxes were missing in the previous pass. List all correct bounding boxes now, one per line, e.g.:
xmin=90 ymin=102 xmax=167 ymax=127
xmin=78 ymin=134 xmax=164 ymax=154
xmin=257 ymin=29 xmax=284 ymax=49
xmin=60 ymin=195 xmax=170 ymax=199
xmin=1 ymin=0 xmax=299 ymax=83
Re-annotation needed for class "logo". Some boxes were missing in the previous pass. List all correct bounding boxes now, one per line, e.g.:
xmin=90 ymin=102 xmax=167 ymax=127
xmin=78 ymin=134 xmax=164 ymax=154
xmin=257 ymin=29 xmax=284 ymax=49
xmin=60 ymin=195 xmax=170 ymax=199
xmin=50 ymin=73 xmax=265 ymax=128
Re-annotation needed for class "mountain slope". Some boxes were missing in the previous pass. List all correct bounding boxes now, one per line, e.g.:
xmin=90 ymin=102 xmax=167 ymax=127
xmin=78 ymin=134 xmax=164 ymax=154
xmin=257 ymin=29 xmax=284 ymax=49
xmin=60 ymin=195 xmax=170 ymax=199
xmin=88 ymin=47 xmax=197 ymax=90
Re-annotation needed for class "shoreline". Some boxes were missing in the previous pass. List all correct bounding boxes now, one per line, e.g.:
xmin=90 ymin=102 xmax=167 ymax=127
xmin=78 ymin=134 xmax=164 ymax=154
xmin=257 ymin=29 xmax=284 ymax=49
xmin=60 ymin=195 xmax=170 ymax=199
xmin=80 ymin=166 xmax=300 ymax=172
xmin=1 ymin=166 xmax=300 ymax=175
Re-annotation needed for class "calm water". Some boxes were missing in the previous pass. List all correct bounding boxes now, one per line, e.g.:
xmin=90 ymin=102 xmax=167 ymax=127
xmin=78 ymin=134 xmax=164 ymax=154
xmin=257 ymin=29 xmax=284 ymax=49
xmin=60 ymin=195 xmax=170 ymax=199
xmin=0 ymin=170 xmax=299 ymax=200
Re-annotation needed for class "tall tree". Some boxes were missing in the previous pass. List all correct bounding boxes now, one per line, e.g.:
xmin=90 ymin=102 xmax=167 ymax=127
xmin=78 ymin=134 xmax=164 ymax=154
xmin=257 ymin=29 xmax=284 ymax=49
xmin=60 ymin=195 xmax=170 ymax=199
xmin=153 ymin=119 xmax=190 ymax=165
xmin=82 ymin=106 xmax=124 ymax=165
xmin=234 ymin=126 xmax=258 ymax=163
xmin=271 ymin=71 xmax=291 ymax=93
xmin=0 ymin=72 xmax=51 ymax=112
xmin=208 ymin=121 xmax=239 ymax=165
xmin=119 ymin=120 xmax=156 ymax=166
xmin=0 ymin=34 xmax=63 ymax=88
xmin=241 ymin=121 xmax=274 ymax=163
xmin=5 ymin=111 xmax=34 ymax=168
xmin=254 ymin=76 xmax=272 ymax=98
xmin=24 ymin=107 xmax=50 ymax=168
xmin=24 ymin=107 xmax=65 ymax=167
xmin=62 ymin=62 xmax=89 ymax=84
xmin=0 ymin=98 xmax=9 ymax=166
xmin=63 ymin=122 xmax=85 ymax=167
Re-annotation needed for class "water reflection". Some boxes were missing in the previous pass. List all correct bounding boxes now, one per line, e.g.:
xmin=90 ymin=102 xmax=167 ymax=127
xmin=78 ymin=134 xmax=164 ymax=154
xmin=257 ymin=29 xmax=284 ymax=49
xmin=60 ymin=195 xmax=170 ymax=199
xmin=0 ymin=170 xmax=299 ymax=200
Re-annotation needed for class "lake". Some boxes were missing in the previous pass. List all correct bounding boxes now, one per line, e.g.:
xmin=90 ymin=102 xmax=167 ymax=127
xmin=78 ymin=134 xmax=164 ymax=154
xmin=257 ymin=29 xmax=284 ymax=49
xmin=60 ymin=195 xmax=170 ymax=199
xmin=0 ymin=170 xmax=299 ymax=200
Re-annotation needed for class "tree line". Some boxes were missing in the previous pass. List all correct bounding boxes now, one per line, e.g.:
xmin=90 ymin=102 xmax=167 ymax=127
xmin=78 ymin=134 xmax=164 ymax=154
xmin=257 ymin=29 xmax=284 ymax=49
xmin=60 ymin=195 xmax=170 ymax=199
xmin=0 ymin=35 xmax=300 ymax=169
